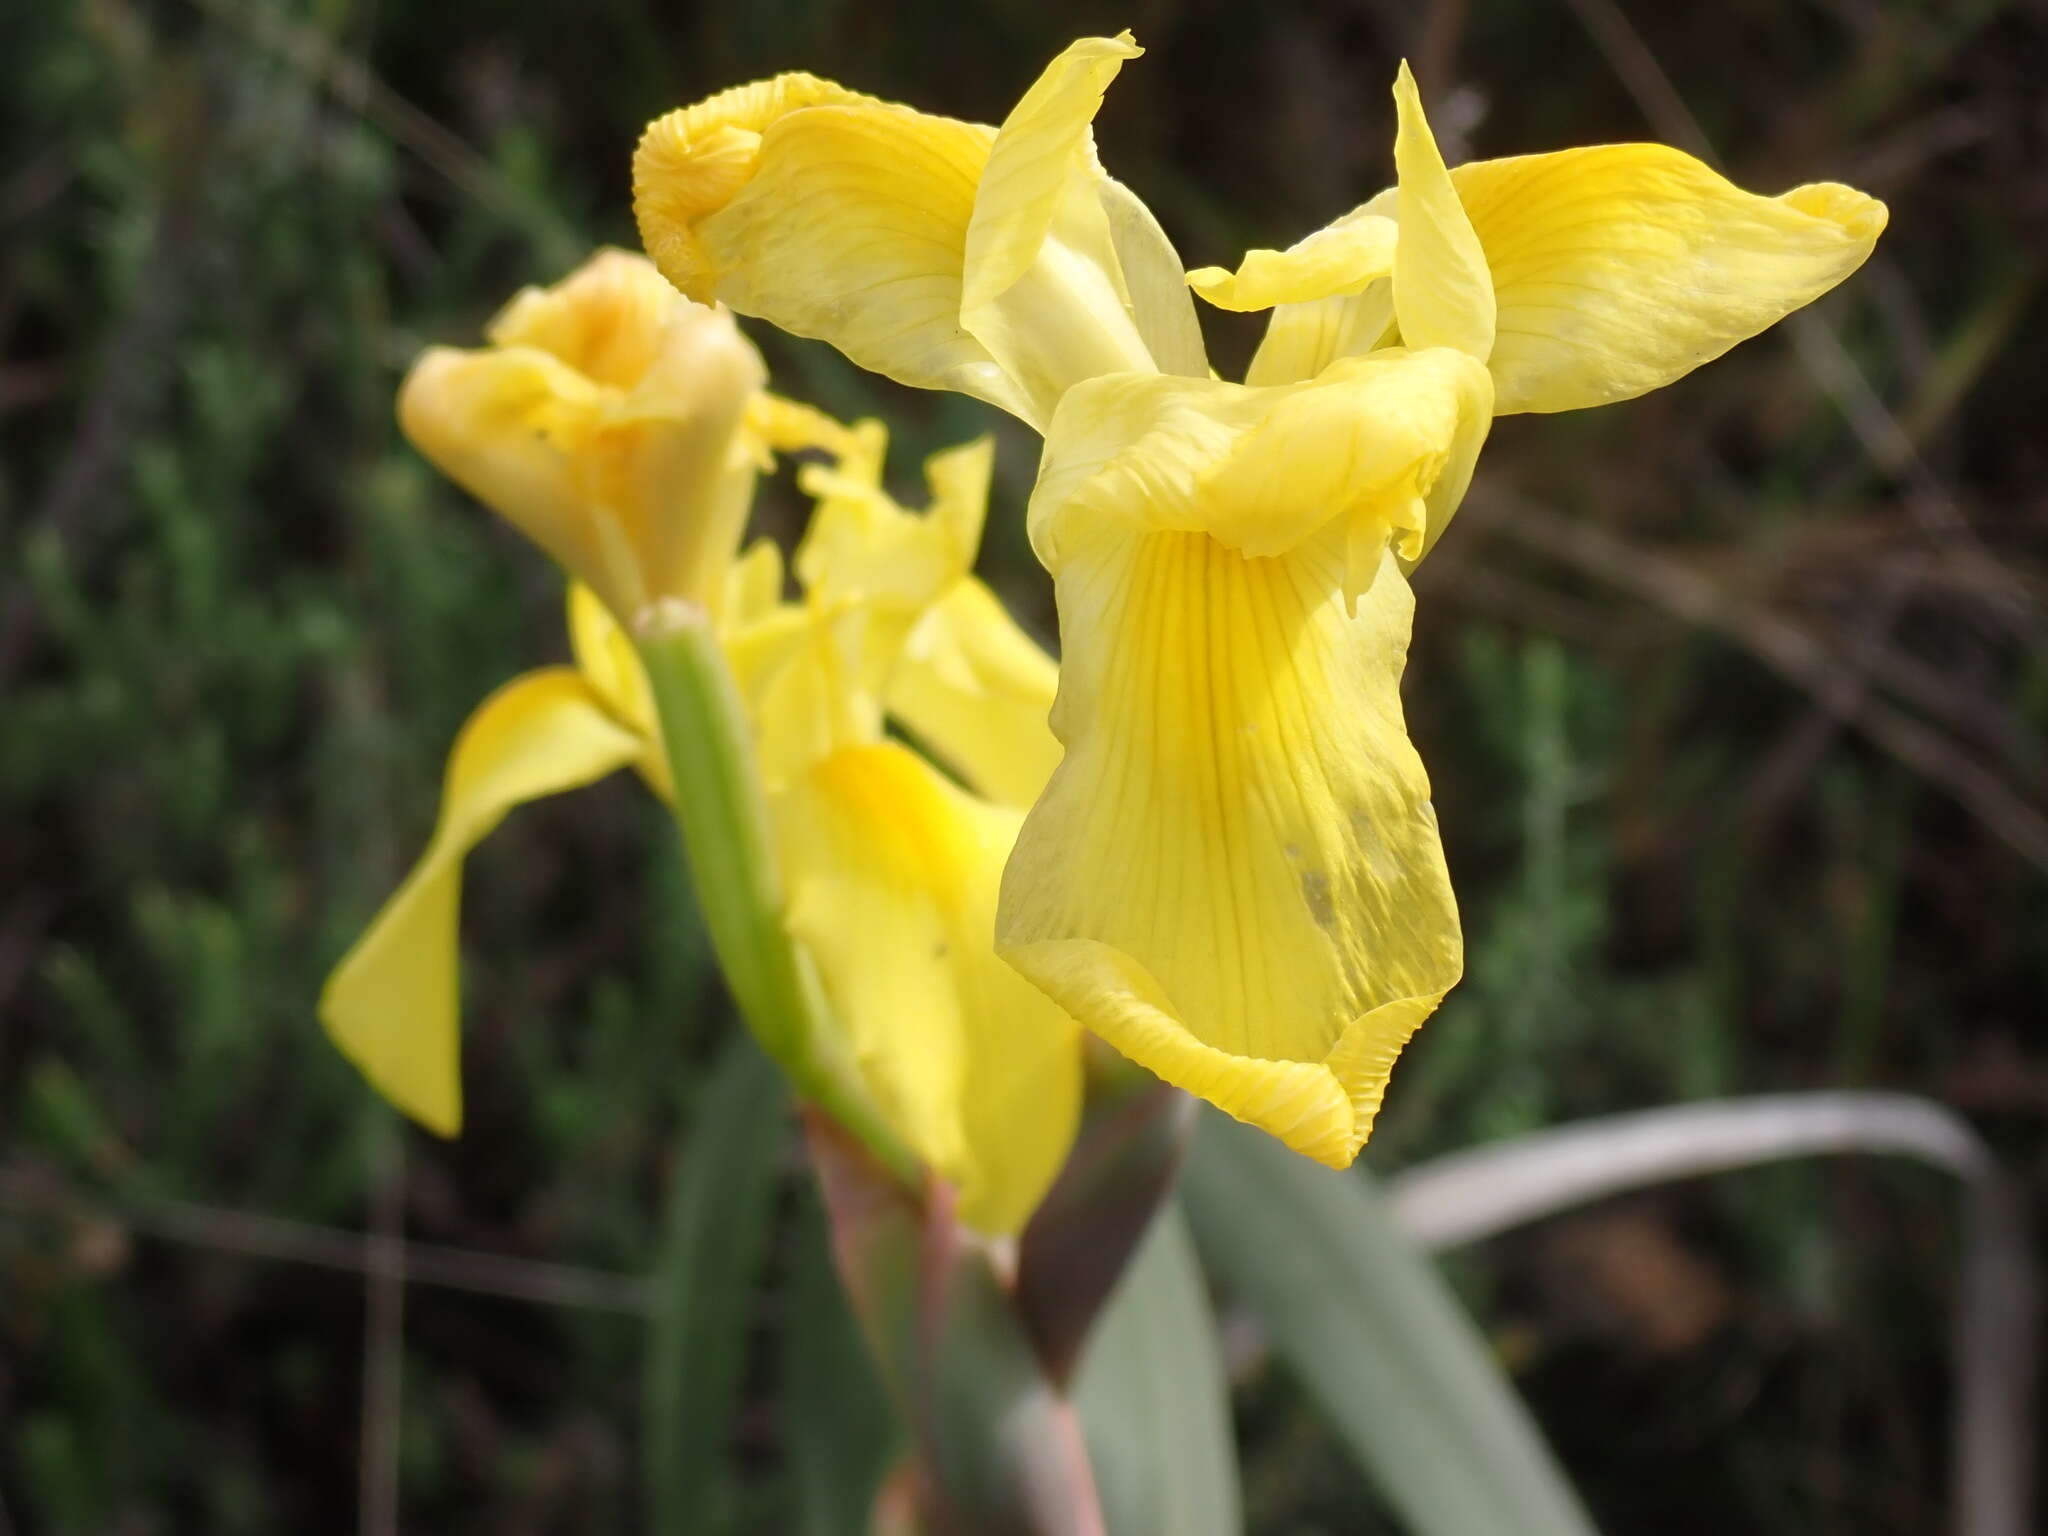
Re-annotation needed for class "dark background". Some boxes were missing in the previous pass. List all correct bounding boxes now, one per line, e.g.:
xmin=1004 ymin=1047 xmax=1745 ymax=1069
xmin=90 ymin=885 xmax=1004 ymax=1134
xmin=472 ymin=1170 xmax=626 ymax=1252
xmin=3 ymin=0 xmax=2044 ymax=1530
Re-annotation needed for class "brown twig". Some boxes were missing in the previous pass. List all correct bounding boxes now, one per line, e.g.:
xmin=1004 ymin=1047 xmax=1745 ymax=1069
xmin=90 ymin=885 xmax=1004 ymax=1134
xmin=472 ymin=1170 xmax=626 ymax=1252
xmin=1556 ymin=0 xmax=2037 ymax=635
xmin=1466 ymin=490 xmax=2048 ymax=873
xmin=0 ymin=1166 xmax=654 ymax=1314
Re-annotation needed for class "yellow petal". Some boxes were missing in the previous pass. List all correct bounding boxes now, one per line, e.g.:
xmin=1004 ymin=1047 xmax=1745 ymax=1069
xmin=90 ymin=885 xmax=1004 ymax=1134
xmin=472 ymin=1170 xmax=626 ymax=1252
xmin=960 ymin=34 xmax=1199 ymax=420
xmin=634 ymin=37 xmax=1204 ymax=430
xmin=889 ymin=576 xmax=1062 ymax=809
xmin=778 ymin=742 xmax=1082 ymax=1234
xmin=1187 ymin=205 xmax=1397 ymax=312
xmin=744 ymin=393 xmax=870 ymax=466
xmin=1451 ymin=147 xmax=1887 ymax=412
xmin=636 ymin=80 xmax=1033 ymax=420
xmin=320 ymin=669 xmax=644 ymax=1134
xmin=1391 ymin=62 xmax=1496 ymax=362
xmin=399 ymin=285 xmax=765 ymax=621
xmin=486 ymin=247 xmax=685 ymax=391
xmin=998 ymin=540 xmax=1460 ymax=1167
xmin=1097 ymin=177 xmax=1210 ymax=380
xmin=794 ymin=435 xmax=992 ymax=619
xmin=399 ymin=345 xmax=611 ymax=596
xmin=1244 ymin=285 xmax=1396 ymax=387
xmin=632 ymin=73 xmax=883 ymax=300
xmin=1028 ymin=347 xmax=1493 ymax=578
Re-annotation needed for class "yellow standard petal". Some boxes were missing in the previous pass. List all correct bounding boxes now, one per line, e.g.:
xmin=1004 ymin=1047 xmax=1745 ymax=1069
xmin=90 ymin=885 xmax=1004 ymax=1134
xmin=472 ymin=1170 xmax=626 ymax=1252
xmin=320 ymin=668 xmax=644 ymax=1135
xmin=1450 ymin=147 xmax=1887 ymax=413
xmin=634 ymin=35 xmax=1204 ymax=430
xmin=959 ymin=33 xmax=1203 ymax=422
xmin=778 ymin=741 xmax=1082 ymax=1235
xmin=1391 ymin=62 xmax=1496 ymax=363
xmin=999 ymin=350 xmax=1493 ymax=1166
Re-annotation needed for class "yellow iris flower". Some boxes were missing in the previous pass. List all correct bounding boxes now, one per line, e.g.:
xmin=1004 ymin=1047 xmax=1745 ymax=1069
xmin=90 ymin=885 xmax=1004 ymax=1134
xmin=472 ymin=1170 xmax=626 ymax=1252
xmin=322 ymin=249 xmax=1075 ymax=1233
xmin=633 ymin=36 xmax=1884 ymax=1166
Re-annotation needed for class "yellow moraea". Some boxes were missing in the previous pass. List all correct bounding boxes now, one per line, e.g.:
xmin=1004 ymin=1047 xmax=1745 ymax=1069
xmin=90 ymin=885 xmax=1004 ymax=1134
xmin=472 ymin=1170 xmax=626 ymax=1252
xmin=397 ymin=248 xmax=766 ymax=625
xmin=998 ymin=349 xmax=1491 ymax=1167
xmin=633 ymin=40 xmax=1883 ymax=1166
xmin=328 ymin=294 xmax=1075 ymax=1227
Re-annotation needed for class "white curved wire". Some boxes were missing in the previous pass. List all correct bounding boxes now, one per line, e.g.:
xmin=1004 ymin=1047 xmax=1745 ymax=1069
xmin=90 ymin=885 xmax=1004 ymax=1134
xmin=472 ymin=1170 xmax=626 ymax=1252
xmin=1387 ymin=1092 xmax=2036 ymax=1536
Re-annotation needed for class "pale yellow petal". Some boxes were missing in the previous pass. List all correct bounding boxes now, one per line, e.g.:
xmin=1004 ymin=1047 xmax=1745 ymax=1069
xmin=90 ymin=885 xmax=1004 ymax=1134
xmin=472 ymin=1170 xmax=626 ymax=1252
xmin=744 ymin=393 xmax=869 ymax=466
xmin=1244 ymin=284 xmax=1396 ymax=387
xmin=399 ymin=294 xmax=765 ymax=621
xmin=320 ymin=669 xmax=644 ymax=1134
xmin=998 ymin=541 xmax=1460 ymax=1167
xmin=1450 ymin=146 xmax=1887 ymax=413
xmin=636 ymin=40 xmax=1203 ymax=431
xmin=486 ymin=248 xmax=684 ymax=391
xmin=1028 ymin=348 xmax=1493 ymax=574
xmin=795 ymin=437 xmax=991 ymax=639
xmin=609 ymin=301 xmax=767 ymax=611
xmin=1097 ymin=176 xmax=1209 ymax=379
xmin=889 ymin=576 xmax=1062 ymax=809
xmin=632 ymin=73 xmax=884 ymax=299
xmin=399 ymin=346 xmax=617 ymax=603
xmin=1187 ymin=207 xmax=1396 ymax=312
xmin=1391 ymin=62 xmax=1496 ymax=362
xmin=779 ymin=742 xmax=1082 ymax=1234
xmin=636 ymin=82 xmax=1033 ymax=420
xmin=962 ymin=33 xmax=1140 ymax=310
xmin=958 ymin=34 xmax=1180 ymax=419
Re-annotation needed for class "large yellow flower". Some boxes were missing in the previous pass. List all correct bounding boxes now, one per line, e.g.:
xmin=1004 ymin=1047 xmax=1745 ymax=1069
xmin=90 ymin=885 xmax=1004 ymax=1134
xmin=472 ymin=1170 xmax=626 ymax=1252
xmin=633 ymin=41 xmax=1884 ymax=1165
xmin=322 ymin=250 xmax=1074 ymax=1233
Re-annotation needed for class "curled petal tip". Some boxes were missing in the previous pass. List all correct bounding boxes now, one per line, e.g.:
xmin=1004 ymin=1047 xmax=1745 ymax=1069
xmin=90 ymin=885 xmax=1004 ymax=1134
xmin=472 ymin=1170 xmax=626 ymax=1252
xmin=633 ymin=73 xmax=874 ymax=300
xmin=1783 ymin=181 xmax=1889 ymax=243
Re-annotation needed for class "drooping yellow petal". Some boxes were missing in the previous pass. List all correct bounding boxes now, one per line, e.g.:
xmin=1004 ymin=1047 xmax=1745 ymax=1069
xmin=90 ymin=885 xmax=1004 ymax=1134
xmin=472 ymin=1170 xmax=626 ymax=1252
xmin=998 ymin=541 xmax=1459 ymax=1168
xmin=890 ymin=576 xmax=1062 ymax=809
xmin=634 ymin=36 xmax=1204 ymax=430
xmin=778 ymin=742 xmax=1082 ymax=1234
xmin=1451 ymin=147 xmax=1887 ymax=413
xmin=320 ymin=669 xmax=644 ymax=1135
xmin=1000 ymin=349 xmax=1491 ymax=1164
xmin=1391 ymin=62 xmax=1496 ymax=363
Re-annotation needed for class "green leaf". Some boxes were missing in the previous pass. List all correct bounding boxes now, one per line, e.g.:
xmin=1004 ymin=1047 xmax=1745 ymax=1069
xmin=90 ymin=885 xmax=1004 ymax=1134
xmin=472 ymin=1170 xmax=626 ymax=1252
xmin=1181 ymin=1115 xmax=1597 ymax=1536
xmin=783 ymin=1190 xmax=897 ymax=1536
xmin=644 ymin=1034 xmax=789 ymax=1535
xmin=1075 ymin=1202 xmax=1242 ymax=1536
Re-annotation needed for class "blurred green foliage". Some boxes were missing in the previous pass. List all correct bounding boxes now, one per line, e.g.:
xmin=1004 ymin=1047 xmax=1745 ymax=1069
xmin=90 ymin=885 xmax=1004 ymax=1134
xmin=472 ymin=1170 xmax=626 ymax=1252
xmin=3 ymin=0 xmax=2044 ymax=1531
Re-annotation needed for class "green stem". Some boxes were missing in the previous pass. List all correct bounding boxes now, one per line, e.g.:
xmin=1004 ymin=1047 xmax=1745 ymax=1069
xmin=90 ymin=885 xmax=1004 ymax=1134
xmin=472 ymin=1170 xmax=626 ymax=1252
xmin=634 ymin=604 xmax=915 ymax=1181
